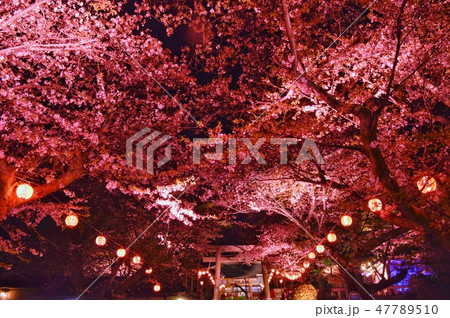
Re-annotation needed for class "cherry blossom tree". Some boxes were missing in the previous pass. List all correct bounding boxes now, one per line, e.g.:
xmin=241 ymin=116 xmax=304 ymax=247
xmin=0 ymin=0 xmax=448 ymax=299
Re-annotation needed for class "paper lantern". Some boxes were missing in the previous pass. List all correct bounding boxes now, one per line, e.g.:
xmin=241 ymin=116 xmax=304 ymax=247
xmin=327 ymin=233 xmax=337 ymax=243
xmin=303 ymin=261 xmax=310 ymax=268
xmin=132 ymin=256 xmax=141 ymax=264
xmin=16 ymin=184 xmax=34 ymax=199
xmin=153 ymin=284 xmax=161 ymax=292
xmin=316 ymin=244 xmax=325 ymax=253
xmin=308 ymin=252 xmax=316 ymax=259
xmin=95 ymin=235 xmax=107 ymax=246
xmin=145 ymin=268 xmax=153 ymax=274
xmin=340 ymin=215 xmax=352 ymax=227
xmin=417 ymin=176 xmax=436 ymax=194
xmin=117 ymin=248 xmax=126 ymax=258
xmin=368 ymin=198 xmax=382 ymax=212
xmin=65 ymin=214 xmax=79 ymax=228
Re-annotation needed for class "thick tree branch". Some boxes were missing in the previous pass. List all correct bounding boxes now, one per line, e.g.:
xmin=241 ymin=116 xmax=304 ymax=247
xmin=383 ymin=0 xmax=408 ymax=104
xmin=0 ymin=0 xmax=50 ymax=30
xmin=281 ymin=0 xmax=345 ymax=110
xmin=0 ymin=150 xmax=84 ymax=220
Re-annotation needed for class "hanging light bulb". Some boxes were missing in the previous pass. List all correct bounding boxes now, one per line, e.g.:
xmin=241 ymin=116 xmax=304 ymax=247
xmin=145 ymin=268 xmax=153 ymax=274
xmin=95 ymin=235 xmax=107 ymax=246
xmin=117 ymin=248 xmax=126 ymax=258
xmin=65 ymin=214 xmax=79 ymax=228
xmin=300 ymin=268 xmax=306 ymax=274
xmin=368 ymin=198 xmax=383 ymax=212
xmin=417 ymin=176 xmax=436 ymax=194
xmin=200 ymin=281 xmax=204 ymax=286
xmin=327 ymin=233 xmax=337 ymax=243
xmin=132 ymin=256 xmax=141 ymax=264
xmin=279 ymin=279 xmax=283 ymax=284
xmin=276 ymin=270 xmax=280 ymax=275
xmin=340 ymin=215 xmax=352 ymax=227
xmin=153 ymin=284 xmax=161 ymax=292
xmin=316 ymin=244 xmax=325 ymax=253
xmin=303 ymin=261 xmax=310 ymax=268
xmin=16 ymin=184 xmax=34 ymax=199
xmin=308 ymin=252 xmax=316 ymax=259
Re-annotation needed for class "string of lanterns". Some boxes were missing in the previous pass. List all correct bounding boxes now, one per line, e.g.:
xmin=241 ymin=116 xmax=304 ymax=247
xmin=13 ymin=175 xmax=438 ymax=294
xmin=198 ymin=270 xmax=215 ymax=285
xmin=14 ymin=184 xmax=160 ymax=291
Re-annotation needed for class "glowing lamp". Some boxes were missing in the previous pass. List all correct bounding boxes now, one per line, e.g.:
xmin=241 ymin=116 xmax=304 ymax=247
xmin=279 ymin=279 xmax=283 ymax=284
xmin=16 ymin=184 xmax=34 ymax=199
xmin=276 ymin=271 xmax=280 ymax=275
xmin=368 ymin=198 xmax=382 ymax=212
xmin=117 ymin=248 xmax=126 ymax=258
xmin=316 ymin=244 xmax=325 ymax=253
xmin=65 ymin=214 xmax=79 ymax=228
xmin=271 ymin=269 xmax=275 ymax=273
xmin=417 ymin=176 xmax=436 ymax=194
xmin=340 ymin=215 xmax=352 ymax=227
xmin=145 ymin=268 xmax=153 ymax=274
xmin=308 ymin=252 xmax=316 ymax=259
xmin=95 ymin=235 xmax=107 ymax=246
xmin=303 ymin=261 xmax=310 ymax=268
xmin=200 ymin=281 xmax=204 ymax=286
xmin=327 ymin=233 xmax=337 ymax=243
xmin=132 ymin=256 xmax=141 ymax=264
xmin=153 ymin=284 xmax=161 ymax=292
xmin=300 ymin=268 xmax=306 ymax=274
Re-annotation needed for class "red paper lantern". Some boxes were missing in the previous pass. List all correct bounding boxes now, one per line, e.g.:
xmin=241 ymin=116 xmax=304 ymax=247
xmin=316 ymin=244 xmax=325 ymax=253
xmin=417 ymin=176 xmax=437 ymax=194
xmin=327 ymin=233 xmax=337 ymax=243
xmin=117 ymin=248 xmax=126 ymax=258
xmin=368 ymin=198 xmax=382 ymax=212
xmin=340 ymin=215 xmax=352 ymax=227
xmin=95 ymin=235 xmax=107 ymax=246
xmin=16 ymin=184 xmax=33 ymax=199
xmin=65 ymin=214 xmax=79 ymax=228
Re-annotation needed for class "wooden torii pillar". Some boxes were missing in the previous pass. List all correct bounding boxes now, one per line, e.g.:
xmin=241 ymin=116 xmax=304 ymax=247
xmin=202 ymin=245 xmax=256 ymax=300
xmin=261 ymin=261 xmax=271 ymax=300
xmin=213 ymin=250 xmax=222 ymax=300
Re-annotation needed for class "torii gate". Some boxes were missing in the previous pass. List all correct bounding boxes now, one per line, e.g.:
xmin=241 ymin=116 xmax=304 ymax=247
xmin=202 ymin=245 xmax=272 ymax=300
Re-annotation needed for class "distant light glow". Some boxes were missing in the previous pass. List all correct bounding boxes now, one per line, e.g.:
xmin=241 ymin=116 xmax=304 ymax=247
xmin=153 ymin=284 xmax=161 ymax=292
xmin=303 ymin=261 xmax=310 ymax=268
xmin=308 ymin=252 xmax=316 ymax=259
xmin=145 ymin=268 xmax=153 ymax=274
